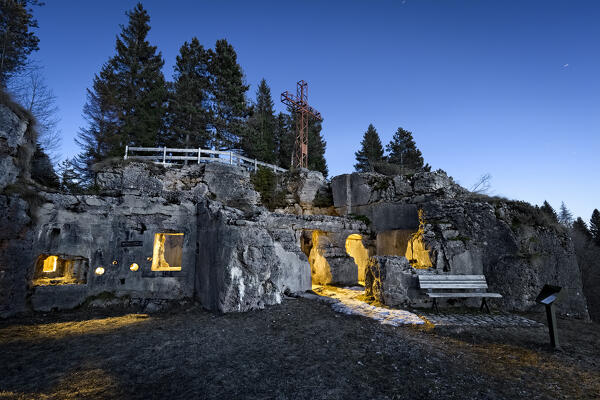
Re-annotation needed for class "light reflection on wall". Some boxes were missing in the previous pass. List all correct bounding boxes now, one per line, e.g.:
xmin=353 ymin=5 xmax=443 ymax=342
xmin=345 ymin=234 xmax=369 ymax=283
xmin=405 ymin=209 xmax=433 ymax=269
xmin=151 ymin=233 xmax=183 ymax=271
xmin=308 ymin=231 xmax=332 ymax=285
xmin=374 ymin=209 xmax=433 ymax=269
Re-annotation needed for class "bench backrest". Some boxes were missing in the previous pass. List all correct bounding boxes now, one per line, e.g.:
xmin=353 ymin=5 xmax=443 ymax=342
xmin=418 ymin=274 xmax=489 ymax=290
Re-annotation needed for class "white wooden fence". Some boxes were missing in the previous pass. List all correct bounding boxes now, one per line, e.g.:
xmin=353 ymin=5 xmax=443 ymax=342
xmin=124 ymin=146 xmax=287 ymax=173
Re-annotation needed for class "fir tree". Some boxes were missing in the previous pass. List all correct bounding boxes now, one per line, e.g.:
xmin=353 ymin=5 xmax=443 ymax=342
xmin=242 ymin=79 xmax=276 ymax=162
xmin=109 ymin=3 xmax=166 ymax=153
xmin=274 ymin=112 xmax=293 ymax=169
xmin=307 ymin=118 xmax=328 ymax=176
xmin=590 ymin=209 xmax=600 ymax=245
xmin=74 ymin=65 xmax=119 ymax=184
xmin=209 ymin=39 xmax=249 ymax=150
xmin=165 ymin=37 xmax=211 ymax=149
xmin=558 ymin=201 xmax=574 ymax=227
xmin=540 ymin=200 xmax=558 ymax=223
xmin=30 ymin=143 xmax=59 ymax=188
xmin=573 ymin=217 xmax=591 ymax=239
xmin=0 ymin=0 xmax=41 ymax=86
xmin=354 ymin=124 xmax=384 ymax=172
xmin=76 ymin=3 xmax=166 ymax=179
xmin=386 ymin=127 xmax=425 ymax=173
xmin=57 ymin=159 xmax=81 ymax=193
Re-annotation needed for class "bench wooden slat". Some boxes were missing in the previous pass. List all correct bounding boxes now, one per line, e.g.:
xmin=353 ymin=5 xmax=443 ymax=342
xmin=418 ymin=275 xmax=485 ymax=281
xmin=426 ymin=292 xmax=502 ymax=298
xmin=420 ymin=283 xmax=489 ymax=289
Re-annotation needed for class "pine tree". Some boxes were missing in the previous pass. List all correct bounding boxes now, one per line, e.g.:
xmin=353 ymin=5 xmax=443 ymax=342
xmin=165 ymin=37 xmax=211 ymax=149
xmin=0 ymin=0 xmax=41 ymax=86
xmin=354 ymin=124 xmax=384 ymax=172
xmin=74 ymin=65 xmax=119 ymax=184
xmin=386 ymin=127 xmax=425 ymax=173
xmin=30 ymin=143 xmax=59 ymax=188
xmin=558 ymin=201 xmax=574 ymax=227
xmin=307 ymin=118 xmax=328 ymax=176
xmin=274 ymin=112 xmax=292 ymax=169
xmin=109 ymin=3 xmax=166 ymax=153
xmin=573 ymin=217 xmax=591 ymax=239
xmin=209 ymin=39 xmax=249 ymax=150
xmin=76 ymin=3 xmax=166 ymax=180
xmin=540 ymin=200 xmax=558 ymax=223
xmin=242 ymin=79 xmax=276 ymax=162
xmin=590 ymin=209 xmax=600 ymax=245
xmin=57 ymin=159 xmax=81 ymax=193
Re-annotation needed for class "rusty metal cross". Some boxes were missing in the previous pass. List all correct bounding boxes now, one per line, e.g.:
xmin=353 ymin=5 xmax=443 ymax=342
xmin=281 ymin=80 xmax=322 ymax=169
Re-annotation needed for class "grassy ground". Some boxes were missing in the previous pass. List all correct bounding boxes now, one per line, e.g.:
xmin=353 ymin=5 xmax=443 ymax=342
xmin=0 ymin=299 xmax=598 ymax=400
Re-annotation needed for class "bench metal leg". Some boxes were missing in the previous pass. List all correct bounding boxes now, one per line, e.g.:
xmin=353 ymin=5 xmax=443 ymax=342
xmin=480 ymin=298 xmax=490 ymax=313
xmin=432 ymin=298 xmax=440 ymax=313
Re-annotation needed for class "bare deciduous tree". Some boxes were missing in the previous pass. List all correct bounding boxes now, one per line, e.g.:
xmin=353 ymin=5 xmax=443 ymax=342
xmin=470 ymin=173 xmax=492 ymax=194
xmin=8 ymin=64 xmax=61 ymax=162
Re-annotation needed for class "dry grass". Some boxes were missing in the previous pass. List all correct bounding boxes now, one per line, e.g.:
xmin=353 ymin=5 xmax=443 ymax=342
xmin=0 ymin=301 xmax=598 ymax=399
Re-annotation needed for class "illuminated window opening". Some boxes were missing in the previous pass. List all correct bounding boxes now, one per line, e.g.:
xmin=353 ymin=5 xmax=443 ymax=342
xmin=32 ymin=254 xmax=88 ymax=286
xmin=345 ymin=234 xmax=370 ymax=284
xmin=42 ymin=255 xmax=58 ymax=272
xmin=151 ymin=233 xmax=183 ymax=271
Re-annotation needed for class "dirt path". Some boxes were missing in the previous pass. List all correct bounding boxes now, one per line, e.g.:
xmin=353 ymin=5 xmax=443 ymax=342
xmin=0 ymin=299 xmax=598 ymax=399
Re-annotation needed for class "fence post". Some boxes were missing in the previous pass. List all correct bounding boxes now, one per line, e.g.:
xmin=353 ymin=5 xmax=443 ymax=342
xmin=273 ymin=164 xmax=276 ymax=172
xmin=229 ymin=151 xmax=232 ymax=164
xmin=124 ymin=145 xmax=128 ymax=160
xmin=163 ymin=147 xmax=167 ymax=166
xmin=197 ymin=148 xmax=201 ymax=164
xmin=254 ymin=159 xmax=257 ymax=172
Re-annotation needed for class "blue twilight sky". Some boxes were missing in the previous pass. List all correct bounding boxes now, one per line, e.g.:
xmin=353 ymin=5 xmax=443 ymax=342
xmin=29 ymin=0 xmax=599 ymax=220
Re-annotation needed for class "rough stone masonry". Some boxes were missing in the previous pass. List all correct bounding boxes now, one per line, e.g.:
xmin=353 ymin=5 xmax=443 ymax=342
xmin=0 ymin=96 xmax=590 ymax=319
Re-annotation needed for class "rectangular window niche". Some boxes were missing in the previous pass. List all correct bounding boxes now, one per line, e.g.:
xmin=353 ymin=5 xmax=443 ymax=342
xmin=151 ymin=233 xmax=184 ymax=271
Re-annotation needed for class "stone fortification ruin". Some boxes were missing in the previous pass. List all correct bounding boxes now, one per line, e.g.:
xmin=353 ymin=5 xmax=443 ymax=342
xmin=0 ymin=97 xmax=590 ymax=319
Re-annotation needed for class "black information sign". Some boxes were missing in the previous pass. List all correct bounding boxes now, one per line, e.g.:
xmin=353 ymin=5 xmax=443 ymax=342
xmin=121 ymin=240 xmax=143 ymax=247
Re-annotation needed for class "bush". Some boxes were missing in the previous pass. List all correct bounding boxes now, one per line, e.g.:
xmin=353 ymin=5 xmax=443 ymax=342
xmin=250 ymin=167 xmax=287 ymax=210
xmin=313 ymin=185 xmax=333 ymax=208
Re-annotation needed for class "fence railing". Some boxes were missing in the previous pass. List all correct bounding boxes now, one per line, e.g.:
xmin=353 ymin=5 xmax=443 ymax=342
xmin=124 ymin=146 xmax=287 ymax=173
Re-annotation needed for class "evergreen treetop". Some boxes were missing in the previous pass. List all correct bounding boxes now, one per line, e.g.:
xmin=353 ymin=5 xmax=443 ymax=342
xmin=0 ymin=0 xmax=41 ymax=86
xmin=558 ymin=201 xmax=574 ymax=227
xmin=540 ymin=200 xmax=558 ymax=223
xmin=590 ymin=209 xmax=600 ymax=245
xmin=307 ymin=117 xmax=328 ymax=176
xmin=354 ymin=124 xmax=384 ymax=172
xmin=242 ymin=78 xmax=276 ymax=163
xmin=166 ymin=37 xmax=212 ymax=148
xmin=75 ymin=2 xmax=167 ymax=183
xmin=573 ymin=217 xmax=591 ymax=239
xmin=386 ymin=127 xmax=425 ymax=173
xmin=109 ymin=2 xmax=166 ymax=153
xmin=209 ymin=38 xmax=249 ymax=150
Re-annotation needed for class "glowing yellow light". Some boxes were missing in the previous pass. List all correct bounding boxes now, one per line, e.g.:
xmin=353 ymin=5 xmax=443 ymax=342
xmin=146 ymin=257 xmax=152 ymax=261
xmin=308 ymin=231 xmax=332 ymax=285
xmin=112 ymin=260 xmax=118 ymax=265
xmin=151 ymin=233 xmax=183 ymax=271
xmin=95 ymin=267 xmax=105 ymax=275
xmin=345 ymin=234 xmax=370 ymax=283
xmin=129 ymin=263 xmax=139 ymax=271
xmin=406 ymin=209 xmax=433 ymax=269
xmin=42 ymin=255 xmax=58 ymax=273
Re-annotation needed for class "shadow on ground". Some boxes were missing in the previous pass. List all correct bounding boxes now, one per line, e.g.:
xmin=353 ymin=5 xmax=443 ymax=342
xmin=0 ymin=299 xmax=598 ymax=399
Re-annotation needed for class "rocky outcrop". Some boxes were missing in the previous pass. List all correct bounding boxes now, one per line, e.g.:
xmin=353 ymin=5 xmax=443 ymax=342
xmin=0 ymin=99 xmax=36 ymax=318
xmin=334 ymin=171 xmax=589 ymax=318
xmin=0 ymin=93 xmax=590 ymax=319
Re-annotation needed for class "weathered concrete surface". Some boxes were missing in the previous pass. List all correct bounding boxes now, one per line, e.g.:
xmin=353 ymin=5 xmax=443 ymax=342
xmin=333 ymin=171 xmax=589 ymax=318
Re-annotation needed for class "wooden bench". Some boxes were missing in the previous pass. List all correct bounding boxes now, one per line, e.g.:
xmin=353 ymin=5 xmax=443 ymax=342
xmin=418 ymin=274 xmax=502 ymax=313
